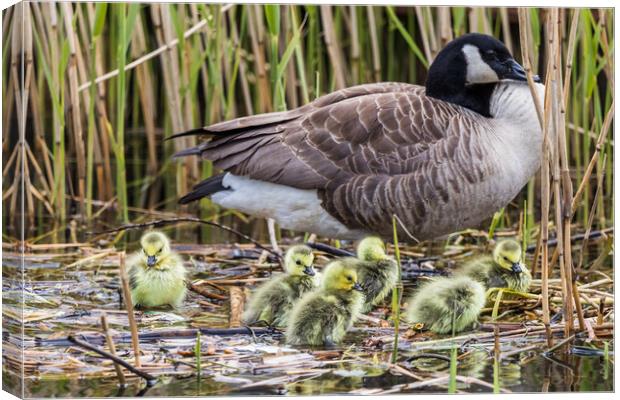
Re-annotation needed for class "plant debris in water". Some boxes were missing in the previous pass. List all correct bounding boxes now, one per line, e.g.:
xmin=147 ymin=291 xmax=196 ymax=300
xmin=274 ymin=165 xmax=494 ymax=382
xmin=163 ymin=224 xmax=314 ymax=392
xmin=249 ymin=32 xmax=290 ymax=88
xmin=2 ymin=229 xmax=613 ymax=396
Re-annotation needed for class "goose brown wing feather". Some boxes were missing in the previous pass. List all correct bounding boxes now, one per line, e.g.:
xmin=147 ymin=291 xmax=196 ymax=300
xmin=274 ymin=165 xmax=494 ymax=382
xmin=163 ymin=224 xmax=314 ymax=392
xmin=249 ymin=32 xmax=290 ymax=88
xmin=179 ymin=82 xmax=492 ymax=236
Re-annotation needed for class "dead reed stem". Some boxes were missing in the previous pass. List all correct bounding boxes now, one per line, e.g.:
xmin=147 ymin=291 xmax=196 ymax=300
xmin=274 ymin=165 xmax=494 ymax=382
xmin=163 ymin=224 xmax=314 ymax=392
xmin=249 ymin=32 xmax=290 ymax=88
xmin=518 ymin=8 xmax=552 ymax=347
xmin=101 ymin=314 xmax=127 ymax=387
xmin=117 ymin=251 xmax=141 ymax=367
xmin=320 ymin=5 xmax=346 ymax=89
xmin=77 ymin=18 xmax=209 ymax=91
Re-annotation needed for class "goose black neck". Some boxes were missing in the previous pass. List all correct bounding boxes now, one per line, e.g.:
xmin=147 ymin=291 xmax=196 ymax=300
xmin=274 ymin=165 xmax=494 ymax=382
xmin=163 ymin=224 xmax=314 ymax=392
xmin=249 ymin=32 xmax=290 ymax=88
xmin=426 ymin=80 xmax=496 ymax=118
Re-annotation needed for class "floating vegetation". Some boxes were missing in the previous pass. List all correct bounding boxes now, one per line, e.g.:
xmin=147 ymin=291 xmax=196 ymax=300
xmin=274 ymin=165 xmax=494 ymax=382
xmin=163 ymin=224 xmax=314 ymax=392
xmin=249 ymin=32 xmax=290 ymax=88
xmin=1 ymin=2 xmax=614 ymax=397
xmin=2 ymin=227 xmax=613 ymax=396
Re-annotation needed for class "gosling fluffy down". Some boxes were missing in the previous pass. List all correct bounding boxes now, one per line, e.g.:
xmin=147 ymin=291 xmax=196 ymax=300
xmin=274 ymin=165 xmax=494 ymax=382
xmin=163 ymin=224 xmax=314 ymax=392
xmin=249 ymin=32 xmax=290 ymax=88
xmin=355 ymin=237 xmax=398 ymax=312
xmin=406 ymin=276 xmax=485 ymax=334
xmin=456 ymin=239 xmax=531 ymax=292
xmin=127 ymin=231 xmax=187 ymax=308
xmin=286 ymin=259 xmax=365 ymax=346
xmin=242 ymin=245 xmax=318 ymax=327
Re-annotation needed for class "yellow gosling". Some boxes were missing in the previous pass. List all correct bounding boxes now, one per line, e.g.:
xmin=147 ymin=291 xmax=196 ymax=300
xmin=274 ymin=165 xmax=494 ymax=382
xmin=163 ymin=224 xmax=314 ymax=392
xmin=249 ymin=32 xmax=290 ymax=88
xmin=127 ymin=231 xmax=187 ymax=308
xmin=242 ymin=245 xmax=318 ymax=327
xmin=355 ymin=237 xmax=398 ymax=313
xmin=456 ymin=239 xmax=532 ymax=294
xmin=286 ymin=259 xmax=365 ymax=346
xmin=406 ymin=275 xmax=485 ymax=334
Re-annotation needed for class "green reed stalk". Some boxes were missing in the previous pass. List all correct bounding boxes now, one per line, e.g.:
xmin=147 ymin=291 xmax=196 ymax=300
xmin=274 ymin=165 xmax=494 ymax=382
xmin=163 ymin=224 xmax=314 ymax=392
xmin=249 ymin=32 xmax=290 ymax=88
xmin=290 ymin=6 xmax=309 ymax=104
xmin=488 ymin=207 xmax=504 ymax=239
xmin=86 ymin=3 xmax=108 ymax=218
xmin=305 ymin=6 xmax=318 ymax=97
xmin=265 ymin=5 xmax=285 ymax=110
xmin=225 ymin=7 xmax=244 ymax=120
xmin=113 ymin=3 xmax=136 ymax=222
xmin=386 ymin=6 xmax=428 ymax=69
xmin=448 ymin=346 xmax=457 ymax=393
xmin=33 ymin=12 xmax=68 ymax=221
xmin=493 ymin=356 xmax=500 ymax=393
xmin=390 ymin=215 xmax=402 ymax=364
xmin=522 ymin=200 xmax=528 ymax=261
xmin=195 ymin=331 xmax=202 ymax=376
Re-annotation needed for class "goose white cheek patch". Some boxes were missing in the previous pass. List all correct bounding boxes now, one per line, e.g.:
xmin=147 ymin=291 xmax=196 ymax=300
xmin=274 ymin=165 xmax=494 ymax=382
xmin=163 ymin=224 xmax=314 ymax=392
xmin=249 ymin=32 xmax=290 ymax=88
xmin=462 ymin=44 xmax=498 ymax=84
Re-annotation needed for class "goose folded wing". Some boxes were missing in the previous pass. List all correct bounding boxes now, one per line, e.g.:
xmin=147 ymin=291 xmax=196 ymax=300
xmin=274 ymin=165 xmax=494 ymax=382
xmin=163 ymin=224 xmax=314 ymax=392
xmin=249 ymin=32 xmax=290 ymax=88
xmin=180 ymin=83 xmax=491 ymax=234
xmin=190 ymin=83 xmax=479 ymax=185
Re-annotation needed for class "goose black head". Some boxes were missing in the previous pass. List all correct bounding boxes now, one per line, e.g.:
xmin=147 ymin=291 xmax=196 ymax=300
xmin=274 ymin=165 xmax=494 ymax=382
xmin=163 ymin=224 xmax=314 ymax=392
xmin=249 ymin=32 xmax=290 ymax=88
xmin=425 ymin=33 xmax=540 ymax=117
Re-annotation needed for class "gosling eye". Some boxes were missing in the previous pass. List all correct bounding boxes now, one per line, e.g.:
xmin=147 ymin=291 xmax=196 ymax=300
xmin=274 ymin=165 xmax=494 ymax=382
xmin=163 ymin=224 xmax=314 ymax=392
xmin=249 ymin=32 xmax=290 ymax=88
xmin=346 ymin=276 xmax=353 ymax=282
xmin=296 ymin=260 xmax=302 ymax=265
xmin=504 ymin=256 xmax=510 ymax=262
xmin=157 ymin=248 xmax=163 ymax=254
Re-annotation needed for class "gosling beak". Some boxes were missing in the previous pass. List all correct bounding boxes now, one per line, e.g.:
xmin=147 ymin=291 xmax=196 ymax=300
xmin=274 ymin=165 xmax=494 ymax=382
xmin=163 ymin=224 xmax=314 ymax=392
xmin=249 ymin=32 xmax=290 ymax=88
xmin=303 ymin=266 xmax=316 ymax=276
xmin=511 ymin=262 xmax=523 ymax=273
xmin=352 ymin=282 xmax=364 ymax=292
xmin=146 ymin=255 xmax=157 ymax=267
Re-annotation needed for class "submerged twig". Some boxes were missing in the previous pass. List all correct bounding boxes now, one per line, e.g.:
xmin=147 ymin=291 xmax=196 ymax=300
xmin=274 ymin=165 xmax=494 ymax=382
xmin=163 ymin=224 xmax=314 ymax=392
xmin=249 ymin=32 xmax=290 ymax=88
xmin=67 ymin=335 xmax=156 ymax=384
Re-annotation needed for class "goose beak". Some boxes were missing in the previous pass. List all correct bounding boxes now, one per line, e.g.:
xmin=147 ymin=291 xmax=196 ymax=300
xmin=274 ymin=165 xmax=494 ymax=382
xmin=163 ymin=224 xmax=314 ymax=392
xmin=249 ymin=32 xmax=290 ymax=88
xmin=503 ymin=59 xmax=541 ymax=83
xmin=352 ymin=282 xmax=364 ymax=292
xmin=146 ymin=255 xmax=157 ymax=267
xmin=511 ymin=262 xmax=523 ymax=273
xmin=504 ymin=59 xmax=527 ymax=81
xmin=303 ymin=266 xmax=316 ymax=276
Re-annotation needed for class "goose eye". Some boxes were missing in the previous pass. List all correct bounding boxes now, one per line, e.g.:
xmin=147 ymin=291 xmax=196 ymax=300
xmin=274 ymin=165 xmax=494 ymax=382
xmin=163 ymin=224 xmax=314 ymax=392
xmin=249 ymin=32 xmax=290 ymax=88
xmin=296 ymin=260 xmax=302 ymax=265
xmin=485 ymin=50 xmax=499 ymax=61
xmin=346 ymin=276 xmax=353 ymax=282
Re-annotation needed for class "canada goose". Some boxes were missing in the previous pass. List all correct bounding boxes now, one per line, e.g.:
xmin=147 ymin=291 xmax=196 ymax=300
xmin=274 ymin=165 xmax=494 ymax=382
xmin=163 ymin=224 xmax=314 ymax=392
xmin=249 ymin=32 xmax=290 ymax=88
xmin=242 ymin=245 xmax=318 ymax=327
xmin=173 ymin=33 xmax=544 ymax=240
xmin=286 ymin=259 xmax=364 ymax=346
xmin=406 ymin=275 xmax=485 ymax=334
xmin=455 ymin=239 xmax=532 ymax=294
xmin=354 ymin=236 xmax=398 ymax=312
xmin=127 ymin=231 xmax=187 ymax=308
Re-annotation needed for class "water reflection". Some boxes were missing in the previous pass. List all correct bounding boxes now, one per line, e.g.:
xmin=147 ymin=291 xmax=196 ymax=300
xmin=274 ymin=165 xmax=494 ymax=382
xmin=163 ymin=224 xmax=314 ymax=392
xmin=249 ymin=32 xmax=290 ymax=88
xmin=10 ymin=344 xmax=612 ymax=397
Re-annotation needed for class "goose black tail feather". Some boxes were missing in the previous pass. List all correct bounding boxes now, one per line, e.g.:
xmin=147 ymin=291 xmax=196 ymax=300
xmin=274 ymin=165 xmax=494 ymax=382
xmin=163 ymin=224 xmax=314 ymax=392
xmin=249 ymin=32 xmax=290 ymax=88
xmin=179 ymin=174 xmax=229 ymax=204
xmin=172 ymin=143 xmax=206 ymax=158
xmin=166 ymin=128 xmax=208 ymax=141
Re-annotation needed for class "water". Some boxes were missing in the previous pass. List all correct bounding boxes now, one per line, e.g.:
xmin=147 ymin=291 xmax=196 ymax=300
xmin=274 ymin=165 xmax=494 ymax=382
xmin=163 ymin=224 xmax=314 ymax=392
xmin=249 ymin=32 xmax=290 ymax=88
xmin=3 ymin=346 xmax=613 ymax=396
xmin=2 ymin=227 xmax=614 ymax=397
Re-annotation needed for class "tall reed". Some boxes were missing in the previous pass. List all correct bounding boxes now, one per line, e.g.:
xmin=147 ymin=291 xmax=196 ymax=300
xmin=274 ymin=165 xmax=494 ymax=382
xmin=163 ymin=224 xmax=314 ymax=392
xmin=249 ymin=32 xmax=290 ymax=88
xmin=2 ymin=5 xmax=613 ymax=258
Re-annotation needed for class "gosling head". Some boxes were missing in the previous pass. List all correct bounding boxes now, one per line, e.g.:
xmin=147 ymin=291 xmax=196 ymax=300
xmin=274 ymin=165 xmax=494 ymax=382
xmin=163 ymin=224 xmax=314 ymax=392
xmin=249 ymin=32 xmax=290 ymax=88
xmin=493 ymin=239 xmax=524 ymax=273
xmin=139 ymin=231 xmax=172 ymax=269
xmin=322 ymin=260 xmax=364 ymax=292
xmin=284 ymin=245 xmax=315 ymax=277
xmin=357 ymin=236 xmax=388 ymax=262
xmin=426 ymin=33 xmax=540 ymax=117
